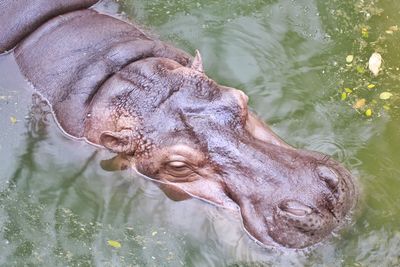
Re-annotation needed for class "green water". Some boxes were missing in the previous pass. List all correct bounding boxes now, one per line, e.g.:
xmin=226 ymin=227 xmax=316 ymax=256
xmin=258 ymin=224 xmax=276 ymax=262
xmin=0 ymin=0 xmax=400 ymax=266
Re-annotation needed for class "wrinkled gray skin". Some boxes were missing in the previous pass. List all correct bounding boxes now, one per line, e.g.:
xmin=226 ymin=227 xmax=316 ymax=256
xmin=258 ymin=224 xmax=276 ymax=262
xmin=0 ymin=0 xmax=357 ymax=249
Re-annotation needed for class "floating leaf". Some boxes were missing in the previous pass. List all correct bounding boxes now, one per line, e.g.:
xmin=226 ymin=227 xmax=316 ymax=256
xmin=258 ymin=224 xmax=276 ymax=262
xmin=389 ymin=25 xmax=399 ymax=32
xmin=367 ymin=84 xmax=376 ymax=89
xmin=365 ymin=109 xmax=372 ymax=117
xmin=346 ymin=55 xmax=354 ymax=63
xmin=10 ymin=116 xmax=17 ymax=125
xmin=368 ymin=52 xmax=382 ymax=76
xmin=361 ymin=27 xmax=369 ymax=38
xmin=344 ymin=87 xmax=353 ymax=93
xmin=379 ymin=92 xmax=393 ymax=100
xmin=151 ymin=231 xmax=158 ymax=236
xmin=383 ymin=105 xmax=391 ymax=110
xmin=356 ymin=65 xmax=365 ymax=74
xmin=353 ymin=98 xmax=366 ymax=109
xmin=341 ymin=92 xmax=347 ymax=100
xmin=107 ymin=240 xmax=122 ymax=248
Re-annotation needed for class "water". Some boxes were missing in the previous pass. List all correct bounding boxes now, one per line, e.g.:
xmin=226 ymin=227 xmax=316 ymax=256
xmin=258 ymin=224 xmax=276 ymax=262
xmin=1 ymin=0 xmax=400 ymax=266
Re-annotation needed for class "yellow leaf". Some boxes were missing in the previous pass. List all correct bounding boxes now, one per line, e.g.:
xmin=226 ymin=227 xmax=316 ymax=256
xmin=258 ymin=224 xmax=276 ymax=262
xmin=379 ymin=92 xmax=393 ymax=100
xmin=341 ymin=92 xmax=347 ymax=101
xmin=365 ymin=109 xmax=372 ymax=117
xmin=367 ymin=84 xmax=376 ymax=89
xmin=10 ymin=116 xmax=17 ymax=125
xmin=361 ymin=28 xmax=369 ymax=38
xmin=107 ymin=240 xmax=122 ymax=248
xmin=353 ymin=98 xmax=366 ymax=109
xmin=356 ymin=65 xmax=365 ymax=74
xmin=344 ymin=88 xmax=353 ymax=93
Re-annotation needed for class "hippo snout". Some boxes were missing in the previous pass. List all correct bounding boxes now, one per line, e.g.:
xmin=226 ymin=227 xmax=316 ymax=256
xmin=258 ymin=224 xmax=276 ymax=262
xmin=229 ymin=147 xmax=356 ymax=249
xmin=262 ymin=162 xmax=355 ymax=248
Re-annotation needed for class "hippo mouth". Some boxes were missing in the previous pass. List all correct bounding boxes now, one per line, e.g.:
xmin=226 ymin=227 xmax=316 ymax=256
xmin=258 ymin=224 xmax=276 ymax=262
xmin=234 ymin=154 xmax=357 ymax=249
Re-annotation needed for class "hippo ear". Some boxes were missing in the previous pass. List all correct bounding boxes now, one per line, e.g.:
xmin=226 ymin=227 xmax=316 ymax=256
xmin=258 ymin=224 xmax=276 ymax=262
xmin=191 ymin=49 xmax=204 ymax=73
xmin=99 ymin=130 xmax=136 ymax=154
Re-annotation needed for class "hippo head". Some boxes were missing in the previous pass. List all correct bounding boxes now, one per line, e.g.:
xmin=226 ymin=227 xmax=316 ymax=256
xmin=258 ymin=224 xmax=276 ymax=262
xmin=86 ymin=52 xmax=356 ymax=249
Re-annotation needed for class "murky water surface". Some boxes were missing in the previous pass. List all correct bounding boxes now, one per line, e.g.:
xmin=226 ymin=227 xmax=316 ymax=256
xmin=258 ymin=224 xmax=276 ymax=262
xmin=1 ymin=0 xmax=400 ymax=266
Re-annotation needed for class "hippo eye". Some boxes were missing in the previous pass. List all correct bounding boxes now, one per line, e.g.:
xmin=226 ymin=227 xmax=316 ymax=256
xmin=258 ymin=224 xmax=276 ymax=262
xmin=165 ymin=160 xmax=194 ymax=179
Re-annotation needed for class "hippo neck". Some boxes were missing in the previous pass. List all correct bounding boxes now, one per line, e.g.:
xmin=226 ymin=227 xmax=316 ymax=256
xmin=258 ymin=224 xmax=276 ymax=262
xmin=13 ymin=8 xmax=191 ymax=138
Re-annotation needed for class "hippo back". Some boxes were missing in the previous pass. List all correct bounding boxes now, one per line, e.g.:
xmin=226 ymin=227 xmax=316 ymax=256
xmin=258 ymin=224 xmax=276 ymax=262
xmin=1 ymin=0 xmax=191 ymax=137
xmin=0 ymin=0 xmax=98 ymax=53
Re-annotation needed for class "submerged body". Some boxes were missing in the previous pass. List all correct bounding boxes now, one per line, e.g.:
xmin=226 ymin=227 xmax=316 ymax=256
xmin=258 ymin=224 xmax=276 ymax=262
xmin=0 ymin=0 xmax=357 ymax=248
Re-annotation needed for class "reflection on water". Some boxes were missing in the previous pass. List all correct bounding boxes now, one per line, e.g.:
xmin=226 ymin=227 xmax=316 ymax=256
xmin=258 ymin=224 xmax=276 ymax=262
xmin=1 ymin=0 xmax=400 ymax=266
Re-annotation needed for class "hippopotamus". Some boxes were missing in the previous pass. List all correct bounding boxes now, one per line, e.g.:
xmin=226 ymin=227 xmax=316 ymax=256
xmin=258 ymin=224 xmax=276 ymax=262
xmin=0 ymin=0 xmax=357 ymax=248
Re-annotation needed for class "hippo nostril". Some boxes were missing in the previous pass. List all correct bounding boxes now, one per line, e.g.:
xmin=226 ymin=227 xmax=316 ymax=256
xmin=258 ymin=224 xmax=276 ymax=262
xmin=278 ymin=200 xmax=312 ymax=217
xmin=316 ymin=165 xmax=339 ymax=189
